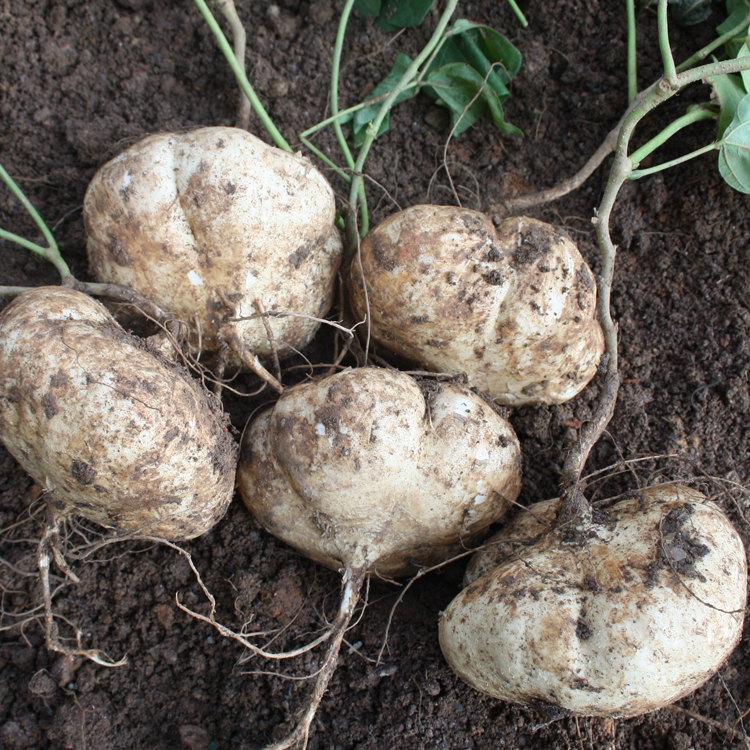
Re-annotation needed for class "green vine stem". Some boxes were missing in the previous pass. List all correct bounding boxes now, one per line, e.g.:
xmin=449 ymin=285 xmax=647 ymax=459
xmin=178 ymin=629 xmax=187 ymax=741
xmin=346 ymin=0 xmax=461 ymax=249
xmin=628 ymin=105 xmax=716 ymax=165
xmin=489 ymin=17 xmax=750 ymax=216
xmin=331 ymin=0 xmax=358 ymax=174
xmin=0 ymin=286 xmax=37 ymax=298
xmin=556 ymin=0 xmax=750 ymax=523
xmin=212 ymin=0 xmax=251 ymax=129
xmin=505 ymin=0 xmax=528 ymax=28
xmin=0 ymin=229 xmax=55 ymax=263
xmin=657 ymin=0 xmax=677 ymax=85
xmin=0 ymin=165 xmax=72 ymax=283
xmin=630 ymin=142 xmax=719 ymax=179
xmin=676 ymin=9 xmax=750 ymax=73
xmin=298 ymin=85 xmax=420 ymax=179
xmin=627 ymin=0 xmax=637 ymax=103
xmin=331 ymin=0 xmax=369 ymax=237
xmin=192 ymin=0 xmax=292 ymax=152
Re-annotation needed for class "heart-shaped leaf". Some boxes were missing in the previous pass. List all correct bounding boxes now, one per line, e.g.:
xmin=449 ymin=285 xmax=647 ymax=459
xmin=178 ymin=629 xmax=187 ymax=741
xmin=377 ymin=0 xmax=434 ymax=32
xmin=709 ymin=71 xmax=747 ymax=139
xmin=353 ymin=0 xmax=382 ymax=16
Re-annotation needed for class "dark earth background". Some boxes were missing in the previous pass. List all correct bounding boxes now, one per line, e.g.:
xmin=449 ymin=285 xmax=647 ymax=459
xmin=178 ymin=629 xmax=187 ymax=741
xmin=2 ymin=0 xmax=750 ymax=748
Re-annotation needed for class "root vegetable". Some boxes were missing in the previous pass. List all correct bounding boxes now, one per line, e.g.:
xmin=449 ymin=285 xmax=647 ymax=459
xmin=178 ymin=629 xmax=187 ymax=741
xmin=439 ymin=485 xmax=747 ymax=717
xmin=0 ymin=286 xmax=239 ymax=664
xmin=84 ymin=126 xmax=342 ymax=379
xmin=240 ymin=367 xmax=522 ymax=576
xmin=349 ymin=205 xmax=605 ymax=406
xmin=0 ymin=286 xmax=237 ymax=539
xmin=237 ymin=366 xmax=522 ymax=748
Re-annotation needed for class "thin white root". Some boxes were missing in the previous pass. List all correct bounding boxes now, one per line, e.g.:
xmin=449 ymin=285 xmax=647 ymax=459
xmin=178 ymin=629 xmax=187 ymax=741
xmin=73 ymin=530 xmax=325 ymax=660
xmin=175 ymin=596 xmax=334 ymax=660
xmin=228 ymin=309 xmax=361 ymax=338
xmin=263 ymin=569 xmax=366 ymax=750
xmin=255 ymin=299 xmax=282 ymax=384
xmin=37 ymin=509 xmax=127 ymax=668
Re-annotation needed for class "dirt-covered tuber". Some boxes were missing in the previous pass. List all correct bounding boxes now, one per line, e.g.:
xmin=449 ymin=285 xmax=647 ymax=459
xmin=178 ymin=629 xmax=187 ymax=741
xmin=349 ymin=205 xmax=605 ymax=406
xmin=239 ymin=367 xmax=522 ymax=577
xmin=0 ymin=286 xmax=237 ymax=540
xmin=439 ymin=485 xmax=747 ymax=717
xmin=84 ymin=126 xmax=342 ymax=373
xmin=237 ymin=366 xmax=522 ymax=748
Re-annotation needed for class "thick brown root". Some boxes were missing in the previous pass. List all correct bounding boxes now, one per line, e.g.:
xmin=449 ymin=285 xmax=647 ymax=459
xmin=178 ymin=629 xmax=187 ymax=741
xmin=223 ymin=325 xmax=284 ymax=394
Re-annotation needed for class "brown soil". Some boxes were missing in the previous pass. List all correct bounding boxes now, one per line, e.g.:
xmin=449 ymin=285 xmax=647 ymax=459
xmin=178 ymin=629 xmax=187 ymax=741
xmin=1 ymin=1 xmax=749 ymax=749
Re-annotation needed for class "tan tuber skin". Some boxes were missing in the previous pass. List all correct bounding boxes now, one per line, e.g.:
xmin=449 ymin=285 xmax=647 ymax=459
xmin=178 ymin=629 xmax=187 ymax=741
xmin=440 ymin=485 xmax=747 ymax=718
xmin=237 ymin=366 xmax=523 ymax=749
xmin=84 ymin=126 xmax=343 ymax=390
xmin=0 ymin=286 xmax=238 ymax=663
xmin=349 ymin=205 xmax=605 ymax=406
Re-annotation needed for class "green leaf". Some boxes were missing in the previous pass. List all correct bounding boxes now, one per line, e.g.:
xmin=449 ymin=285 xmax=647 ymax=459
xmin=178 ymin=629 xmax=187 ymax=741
xmin=709 ymin=71 xmax=748 ymax=138
xmin=341 ymin=53 xmax=418 ymax=146
xmin=671 ymin=0 xmax=713 ymax=25
xmin=718 ymin=0 xmax=750 ymax=56
xmin=718 ymin=0 xmax=750 ymax=34
xmin=454 ymin=34 xmax=512 ymax=99
xmin=353 ymin=0 xmax=382 ymax=17
xmin=718 ymin=92 xmax=750 ymax=192
xmin=344 ymin=17 xmax=522 ymax=146
xmin=427 ymin=38 xmax=467 ymax=71
xmin=442 ymin=21 xmax=522 ymax=79
xmin=473 ymin=25 xmax=522 ymax=79
xmin=739 ymin=43 xmax=750 ymax=92
xmin=423 ymin=63 xmax=522 ymax=137
xmin=377 ymin=0 xmax=434 ymax=32
xmin=427 ymin=21 xmax=522 ymax=102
